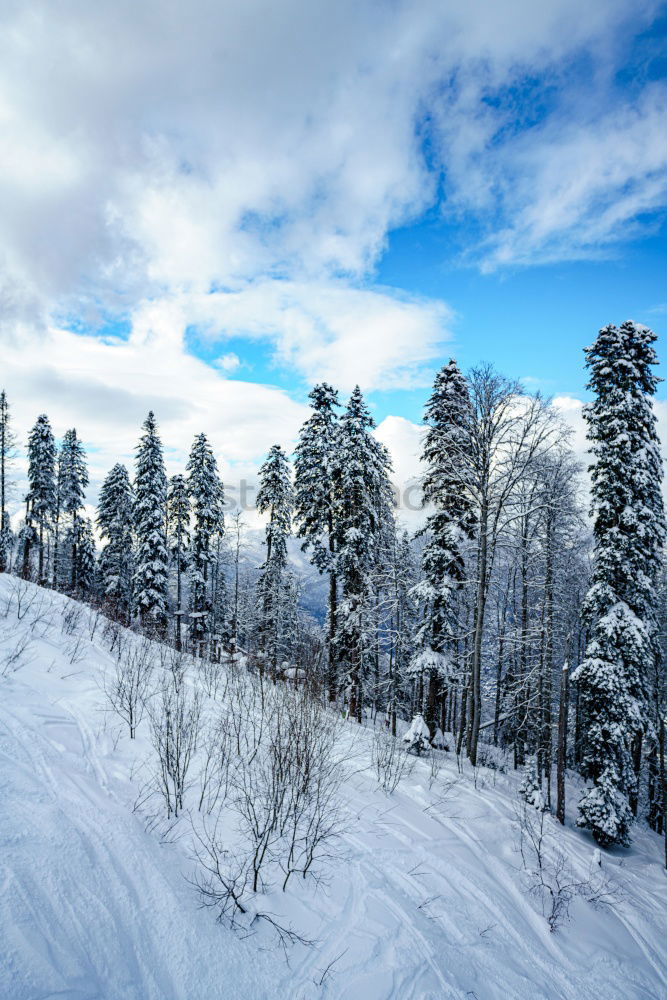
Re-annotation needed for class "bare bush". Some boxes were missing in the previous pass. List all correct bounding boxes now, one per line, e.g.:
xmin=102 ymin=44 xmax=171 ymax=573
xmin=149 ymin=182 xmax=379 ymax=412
xmin=191 ymin=679 xmax=346 ymax=925
xmin=198 ymin=713 xmax=233 ymax=814
xmin=0 ymin=628 xmax=34 ymax=676
xmin=159 ymin=644 xmax=190 ymax=688
xmin=85 ymin=606 xmax=103 ymax=642
xmin=2 ymin=579 xmax=38 ymax=622
xmin=149 ymin=667 xmax=202 ymax=818
xmin=105 ymin=638 xmax=155 ymax=739
xmin=196 ymin=646 xmax=225 ymax=699
xmin=515 ymin=802 xmax=621 ymax=931
xmin=101 ymin=617 xmax=126 ymax=657
xmin=428 ymin=749 xmax=441 ymax=790
xmin=190 ymin=814 xmax=313 ymax=951
xmin=372 ymin=726 xmax=414 ymax=794
xmin=61 ymin=602 xmax=84 ymax=637
xmin=0 ymin=580 xmax=53 ymax=640
xmin=65 ymin=633 xmax=88 ymax=665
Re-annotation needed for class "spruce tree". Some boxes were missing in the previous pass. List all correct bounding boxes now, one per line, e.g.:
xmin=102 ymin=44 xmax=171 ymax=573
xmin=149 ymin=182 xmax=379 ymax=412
xmin=134 ymin=412 xmax=169 ymax=632
xmin=26 ymin=414 xmax=57 ymax=583
xmin=97 ymin=463 xmax=135 ymax=621
xmin=294 ymin=383 xmax=340 ymax=699
xmin=415 ymin=360 xmax=476 ymax=737
xmin=72 ymin=516 xmax=96 ymax=595
xmin=0 ymin=391 xmax=17 ymax=573
xmin=187 ymin=433 xmax=224 ymax=651
xmin=385 ymin=527 xmax=419 ymax=735
xmin=256 ymin=443 xmax=295 ymax=676
xmin=52 ymin=447 xmax=63 ymax=588
xmin=209 ymin=530 xmax=229 ymax=649
xmin=335 ymin=386 xmax=394 ymax=721
xmin=59 ymin=429 xmax=89 ymax=590
xmin=573 ymin=321 xmax=665 ymax=847
xmin=167 ymin=473 xmax=191 ymax=650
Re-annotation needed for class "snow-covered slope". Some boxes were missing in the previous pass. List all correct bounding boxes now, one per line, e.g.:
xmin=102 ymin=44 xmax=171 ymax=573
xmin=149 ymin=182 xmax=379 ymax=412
xmin=1 ymin=575 xmax=665 ymax=1000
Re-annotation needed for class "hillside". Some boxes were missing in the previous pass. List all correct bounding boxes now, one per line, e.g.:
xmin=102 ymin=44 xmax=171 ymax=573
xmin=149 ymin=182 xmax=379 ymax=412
xmin=0 ymin=574 xmax=665 ymax=1000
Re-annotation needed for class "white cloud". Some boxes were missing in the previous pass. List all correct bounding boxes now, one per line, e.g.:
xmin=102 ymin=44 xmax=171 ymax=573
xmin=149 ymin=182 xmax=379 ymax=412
xmin=187 ymin=282 xmax=452 ymax=392
xmin=1 ymin=307 xmax=309 ymax=513
xmin=0 ymin=0 xmax=662 ymax=326
xmin=1 ymin=0 xmax=665 ymax=514
xmin=477 ymin=85 xmax=667 ymax=269
xmin=212 ymin=353 xmax=241 ymax=373
xmin=375 ymin=415 xmax=425 ymax=528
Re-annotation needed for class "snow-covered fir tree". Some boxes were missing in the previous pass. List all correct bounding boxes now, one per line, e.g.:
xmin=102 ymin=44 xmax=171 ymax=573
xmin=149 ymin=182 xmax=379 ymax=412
xmin=134 ymin=412 xmax=169 ymax=633
xmin=186 ymin=433 xmax=224 ymax=650
xmin=382 ymin=527 xmax=419 ymax=734
xmin=59 ymin=429 xmax=89 ymax=590
xmin=414 ymin=360 xmax=476 ymax=737
xmin=294 ymin=382 xmax=340 ymax=698
xmin=97 ymin=463 xmax=135 ymax=622
xmin=167 ymin=473 xmax=190 ymax=650
xmin=209 ymin=529 xmax=229 ymax=647
xmin=72 ymin=516 xmax=96 ymax=595
xmin=573 ymin=321 xmax=666 ymax=847
xmin=335 ymin=386 xmax=394 ymax=721
xmin=256 ymin=443 xmax=295 ymax=676
xmin=0 ymin=390 xmax=17 ymax=573
xmin=25 ymin=414 xmax=57 ymax=583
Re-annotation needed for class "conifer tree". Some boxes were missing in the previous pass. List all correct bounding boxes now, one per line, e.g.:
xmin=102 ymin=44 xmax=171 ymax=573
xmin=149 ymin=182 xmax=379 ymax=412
xmin=52 ymin=447 xmax=63 ymax=588
xmin=26 ymin=414 xmax=57 ymax=582
xmin=383 ymin=527 xmax=419 ymax=734
xmin=59 ymin=429 xmax=89 ymax=590
xmin=71 ymin=516 xmax=96 ymax=595
xmin=573 ymin=321 xmax=665 ymax=847
xmin=134 ymin=412 xmax=169 ymax=632
xmin=209 ymin=530 xmax=229 ymax=648
xmin=294 ymin=383 xmax=340 ymax=698
xmin=256 ymin=443 xmax=295 ymax=676
xmin=0 ymin=391 xmax=17 ymax=573
xmin=415 ymin=360 xmax=476 ymax=737
xmin=187 ymin=433 xmax=224 ymax=650
xmin=97 ymin=463 xmax=135 ymax=621
xmin=335 ymin=386 xmax=394 ymax=720
xmin=167 ymin=473 xmax=191 ymax=650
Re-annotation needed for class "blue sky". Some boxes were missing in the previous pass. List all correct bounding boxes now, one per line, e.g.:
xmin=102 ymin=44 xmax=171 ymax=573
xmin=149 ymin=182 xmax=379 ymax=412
xmin=376 ymin=228 xmax=667 ymax=421
xmin=1 ymin=0 xmax=667 ymax=496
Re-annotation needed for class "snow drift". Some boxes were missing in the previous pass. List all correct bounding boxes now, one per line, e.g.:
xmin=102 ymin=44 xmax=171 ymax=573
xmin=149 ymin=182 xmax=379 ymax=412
xmin=0 ymin=574 xmax=665 ymax=1000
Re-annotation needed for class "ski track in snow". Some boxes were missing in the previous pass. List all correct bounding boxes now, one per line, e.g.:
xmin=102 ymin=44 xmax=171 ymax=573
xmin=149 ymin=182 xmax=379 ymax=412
xmin=0 ymin=574 xmax=666 ymax=1000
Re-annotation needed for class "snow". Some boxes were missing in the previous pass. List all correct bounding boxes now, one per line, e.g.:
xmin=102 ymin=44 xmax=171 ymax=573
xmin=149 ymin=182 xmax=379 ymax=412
xmin=402 ymin=713 xmax=431 ymax=744
xmin=1 ymin=574 xmax=666 ymax=1000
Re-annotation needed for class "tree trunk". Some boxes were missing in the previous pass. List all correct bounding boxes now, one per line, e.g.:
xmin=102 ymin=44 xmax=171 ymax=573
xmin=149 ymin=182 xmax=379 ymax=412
xmin=38 ymin=520 xmax=45 ymax=584
xmin=327 ymin=512 xmax=337 ymax=702
xmin=175 ymin=544 xmax=182 ymax=652
xmin=426 ymin=669 xmax=438 ymax=742
xmin=556 ymin=660 xmax=569 ymax=825
xmin=542 ymin=516 xmax=555 ymax=809
xmin=457 ymin=684 xmax=468 ymax=756
xmin=0 ymin=414 xmax=5 ymax=574
xmin=630 ymin=731 xmax=643 ymax=817
xmin=661 ymin=718 xmax=666 ymax=870
xmin=468 ymin=504 xmax=488 ymax=765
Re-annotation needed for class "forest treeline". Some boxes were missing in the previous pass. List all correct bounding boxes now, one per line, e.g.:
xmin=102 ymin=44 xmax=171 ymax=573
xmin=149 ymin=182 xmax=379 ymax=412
xmin=0 ymin=319 xmax=665 ymax=853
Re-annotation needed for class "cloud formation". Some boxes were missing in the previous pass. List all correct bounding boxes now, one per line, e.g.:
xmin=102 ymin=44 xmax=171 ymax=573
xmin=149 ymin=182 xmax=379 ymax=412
xmin=0 ymin=0 xmax=663 ymax=315
xmin=1 ymin=0 xmax=665 ymax=513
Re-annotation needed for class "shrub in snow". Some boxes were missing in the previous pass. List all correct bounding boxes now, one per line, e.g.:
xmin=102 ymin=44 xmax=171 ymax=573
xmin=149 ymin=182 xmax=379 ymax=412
xmin=518 ymin=768 xmax=546 ymax=811
xmin=372 ymin=726 xmax=414 ymax=793
xmin=516 ymin=802 xmax=620 ymax=932
xmin=403 ymin=714 xmax=431 ymax=756
xmin=431 ymin=727 xmax=448 ymax=751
